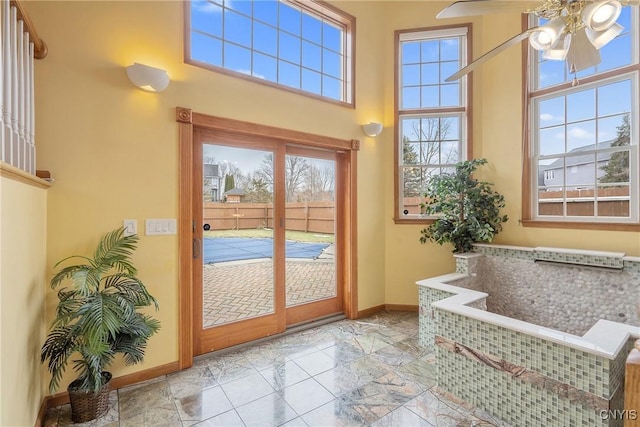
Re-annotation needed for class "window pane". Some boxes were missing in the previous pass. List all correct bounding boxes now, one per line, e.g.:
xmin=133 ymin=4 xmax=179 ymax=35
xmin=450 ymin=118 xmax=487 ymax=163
xmin=441 ymin=84 xmax=460 ymax=107
xmin=403 ymin=167 xmax=424 ymax=199
xmin=191 ymin=32 xmax=222 ymax=66
xmin=402 ymin=87 xmax=420 ymax=109
xmin=323 ymin=49 xmax=341 ymax=78
xmin=441 ymin=140 xmax=459 ymax=164
xmin=254 ymin=0 xmax=278 ymax=26
xmin=566 ymin=121 xmax=596 ymax=152
xmin=224 ymin=42 xmax=251 ymax=73
xmin=539 ymin=158 xmax=564 ymax=189
xmin=191 ymin=1 xmax=222 ymax=36
xmin=539 ymin=97 xmax=565 ymax=128
xmin=539 ymin=126 xmax=565 ymax=156
xmin=403 ymin=142 xmax=420 ymax=164
xmin=403 ymin=65 xmax=420 ymax=86
xmin=254 ymin=22 xmax=277 ymax=56
xmin=598 ymin=80 xmax=632 ymax=116
xmin=302 ymin=41 xmax=321 ymax=69
xmin=253 ymin=52 xmax=277 ymax=81
xmin=440 ymin=61 xmax=459 ymax=84
xmin=322 ymin=75 xmax=341 ymax=99
xmin=224 ymin=9 xmax=252 ymax=47
xmin=323 ymin=22 xmax=341 ymax=52
xmin=278 ymin=60 xmax=300 ymax=88
xmin=598 ymin=115 xmax=626 ymax=146
xmin=440 ymin=39 xmax=459 ymax=61
xmin=301 ymin=69 xmax=321 ymax=94
xmin=402 ymin=42 xmax=420 ymax=64
xmin=279 ymin=32 xmax=301 ymax=64
xmin=401 ymin=118 xmax=421 ymax=142
xmin=302 ymin=14 xmax=321 ymax=44
xmin=421 ymin=63 xmax=438 ymax=85
xmin=279 ymin=3 xmax=301 ymax=35
xmin=421 ymin=86 xmax=439 ymax=108
xmin=538 ymin=60 xmax=566 ymax=89
xmin=421 ymin=40 xmax=438 ymax=62
xmin=224 ymin=0 xmax=251 ymax=16
xmin=599 ymin=35 xmax=632 ymax=72
xmin=566 ymin=89 xmax=595 ymax=123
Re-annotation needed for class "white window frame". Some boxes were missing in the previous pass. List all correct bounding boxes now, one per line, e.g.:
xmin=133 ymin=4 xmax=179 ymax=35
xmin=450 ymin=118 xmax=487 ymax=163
xmin=528 ymin=8 xmax=640 ymax=225
xmin=185 ymin=0 xmax=354 ymax=106
xmin=395 ymin=25 xmax=471 ymax=222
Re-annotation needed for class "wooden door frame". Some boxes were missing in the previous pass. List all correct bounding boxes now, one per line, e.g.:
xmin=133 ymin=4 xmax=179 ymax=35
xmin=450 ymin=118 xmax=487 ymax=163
xmin=176 ymin=107 xmax=359 ymax=369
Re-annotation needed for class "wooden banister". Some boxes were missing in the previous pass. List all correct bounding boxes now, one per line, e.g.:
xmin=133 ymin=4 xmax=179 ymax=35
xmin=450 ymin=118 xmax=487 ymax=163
xmin=625 ymin=340 xmax=640 ymax=427
xmin=9 ymin=0 xmax=47 ymax=59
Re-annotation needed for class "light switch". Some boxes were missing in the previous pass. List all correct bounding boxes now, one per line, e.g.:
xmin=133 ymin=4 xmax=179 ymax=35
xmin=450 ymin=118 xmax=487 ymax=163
xmin=123 ymin=219 xmax=137 ymax=236
xmin=145 ymin=219 xmax=177 ymax=235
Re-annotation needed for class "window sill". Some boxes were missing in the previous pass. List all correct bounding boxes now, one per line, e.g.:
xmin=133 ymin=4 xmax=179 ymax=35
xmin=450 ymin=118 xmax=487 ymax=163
xmin=0 ymin=161 xmax=51 ymax=189
xmin=520 ymin=219 xmax=640 ymax=232
xmin=393 ymin=217 xmax=435 ymax=225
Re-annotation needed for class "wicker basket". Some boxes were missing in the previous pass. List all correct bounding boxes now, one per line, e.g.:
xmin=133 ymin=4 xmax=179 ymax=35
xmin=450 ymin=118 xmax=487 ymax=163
xmin=68 ymin=372 xmax=112 ymax=423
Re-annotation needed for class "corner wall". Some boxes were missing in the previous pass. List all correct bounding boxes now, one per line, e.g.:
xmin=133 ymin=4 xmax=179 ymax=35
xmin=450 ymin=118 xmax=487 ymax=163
xmin=0 ymin=175 xmax=47 ymax=426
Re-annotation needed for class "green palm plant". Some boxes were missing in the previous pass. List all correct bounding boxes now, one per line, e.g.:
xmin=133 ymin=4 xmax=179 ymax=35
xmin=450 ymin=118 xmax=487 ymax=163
xmin=41 ymin=227 xmax=160 ymax=394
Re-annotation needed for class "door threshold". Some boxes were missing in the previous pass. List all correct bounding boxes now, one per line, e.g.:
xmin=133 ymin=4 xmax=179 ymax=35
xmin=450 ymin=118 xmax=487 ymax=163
xmin=194 ymin=313 xmax=346 ymax=363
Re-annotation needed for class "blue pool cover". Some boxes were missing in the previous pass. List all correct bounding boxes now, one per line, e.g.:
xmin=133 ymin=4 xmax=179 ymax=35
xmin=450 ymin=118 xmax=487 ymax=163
xmin=203 ymin=237 xmax=330 ymax=264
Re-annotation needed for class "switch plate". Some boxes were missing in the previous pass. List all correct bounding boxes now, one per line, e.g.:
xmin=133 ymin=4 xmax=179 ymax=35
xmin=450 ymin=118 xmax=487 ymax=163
xmin=123 ymin=219 xmax=137 ymax=236
xmin=145 ymin=219 xmax=177 ymax=235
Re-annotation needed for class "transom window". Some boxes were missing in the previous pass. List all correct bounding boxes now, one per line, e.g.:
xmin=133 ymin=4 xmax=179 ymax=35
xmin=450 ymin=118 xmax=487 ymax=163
xmin=395 ymin=26 xmax=471 ymax=222
xmin=528 ymin=7 xmax=639 ymax=225
xmin=186 ymin=0 xmax=354 ymax=105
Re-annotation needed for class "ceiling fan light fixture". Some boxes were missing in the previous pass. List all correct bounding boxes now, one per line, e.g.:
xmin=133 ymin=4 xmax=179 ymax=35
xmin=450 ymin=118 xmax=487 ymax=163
xmin=582 ymin=0 xmax=622 ymax=31
xmin=542 ymin=33 xmax=571 ymax=60
xmin=586 ymin=22 xmax=624 ymax=49
xmin=529 ymin=16 xmax=566 ymax=50
xmin=566 ymin=28 xmax=602 ymax=72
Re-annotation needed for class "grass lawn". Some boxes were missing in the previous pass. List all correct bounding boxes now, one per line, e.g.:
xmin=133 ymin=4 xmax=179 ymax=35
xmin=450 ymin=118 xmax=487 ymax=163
xmin=204 ymin=229 xmax=334 ymax=244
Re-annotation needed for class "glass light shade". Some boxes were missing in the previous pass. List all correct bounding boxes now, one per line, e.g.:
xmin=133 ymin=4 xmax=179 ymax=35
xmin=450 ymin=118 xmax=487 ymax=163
xmin=126 ymin=63 xmax=170 ymax=92
xmin=542 ymin=33 xmax=571 ymax=60
xmin=582 ymin=1 xmax=622 ymax=31
xmin=529 ymin=17 xmax=566 ymax=51
xmin=566 ymin=28 xmax=602 ymax=72
xmin=586 ymin=22 xmax=623 ymax=49
xmin=362 ymin=122 xmax=383 ymax=137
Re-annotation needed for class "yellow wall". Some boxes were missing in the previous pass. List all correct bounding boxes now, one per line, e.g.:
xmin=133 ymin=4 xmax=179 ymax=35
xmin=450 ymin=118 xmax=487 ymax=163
xmin=21 ymin=0 xmax=640 ymax=410
xmin=0 ymin=176 xmax=47 ymax=426
xmin=28 ymin=0 xmax=389 ymax=393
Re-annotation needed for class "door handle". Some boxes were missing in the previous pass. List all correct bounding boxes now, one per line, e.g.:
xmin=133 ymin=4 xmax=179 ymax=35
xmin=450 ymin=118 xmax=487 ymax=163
xmin=193 ymin=238 xmax=201 ymax=259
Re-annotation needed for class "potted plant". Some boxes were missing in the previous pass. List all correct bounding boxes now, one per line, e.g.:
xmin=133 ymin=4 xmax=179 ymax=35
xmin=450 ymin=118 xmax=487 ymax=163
xmin=41 ymin=227 xmax=160 ymax=423
xmin=419 ymin=158 xmax=508 ymax=253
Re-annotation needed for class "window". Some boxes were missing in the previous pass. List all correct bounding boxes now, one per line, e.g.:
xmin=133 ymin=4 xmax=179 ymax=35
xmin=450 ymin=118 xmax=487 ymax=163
xmin=527 ymin=7 xmax=639 ymax=226
xmin=395 ymin=26 xmax=471 ymax=222
xmin=186 ymin=0 xmax=354 ymax=105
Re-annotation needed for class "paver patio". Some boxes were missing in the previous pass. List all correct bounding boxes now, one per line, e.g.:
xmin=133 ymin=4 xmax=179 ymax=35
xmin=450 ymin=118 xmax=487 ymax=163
xmin=202 ymin=255 xmax=336 ymax=327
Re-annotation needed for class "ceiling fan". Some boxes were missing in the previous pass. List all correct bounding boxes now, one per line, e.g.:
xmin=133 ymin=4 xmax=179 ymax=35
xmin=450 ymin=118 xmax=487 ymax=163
xmin=438 ymin=0 xmax=640 ymax=82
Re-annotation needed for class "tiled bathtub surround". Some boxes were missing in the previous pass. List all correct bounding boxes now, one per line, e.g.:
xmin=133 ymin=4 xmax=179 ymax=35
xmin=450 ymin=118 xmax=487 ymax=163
xmin=458 ymin=244 xmax=640 ymax=336
xmin=417 ymin=245 xmax=640 ymax=427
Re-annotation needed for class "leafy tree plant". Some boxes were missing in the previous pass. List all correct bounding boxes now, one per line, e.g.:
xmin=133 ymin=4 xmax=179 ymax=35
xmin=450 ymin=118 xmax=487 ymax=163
xmin=41 ymin=228 xmax=160 ymax=393
xmin=419 ymin=158 xmax=508 ymax=253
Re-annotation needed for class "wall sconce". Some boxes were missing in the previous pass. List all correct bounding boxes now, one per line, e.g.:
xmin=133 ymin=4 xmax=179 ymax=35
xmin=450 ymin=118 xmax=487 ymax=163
xmin=362 ymin=122 xmax=383 ymax=137
xmin=126 ymin=62 xmax=170 ymax=92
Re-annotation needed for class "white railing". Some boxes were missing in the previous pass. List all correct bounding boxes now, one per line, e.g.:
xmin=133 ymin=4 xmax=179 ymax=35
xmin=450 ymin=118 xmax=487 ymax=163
xmin=1 ymin=0 xmax=35 ymax=174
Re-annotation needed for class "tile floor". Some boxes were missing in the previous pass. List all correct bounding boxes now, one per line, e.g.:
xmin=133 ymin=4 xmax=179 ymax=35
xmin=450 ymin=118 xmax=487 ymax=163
xmin=44 ymin=311 xmax=510 ymax=427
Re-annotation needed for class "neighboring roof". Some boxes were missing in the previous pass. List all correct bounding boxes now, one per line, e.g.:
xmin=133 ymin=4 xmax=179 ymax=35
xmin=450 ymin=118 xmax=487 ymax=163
xmin=543 ymin=140 xmax=614 ymax=170
xmin=224 ymin=188 xmax=245 ymax=196
xmin=204 ymin=163 xmax=220 ymax=177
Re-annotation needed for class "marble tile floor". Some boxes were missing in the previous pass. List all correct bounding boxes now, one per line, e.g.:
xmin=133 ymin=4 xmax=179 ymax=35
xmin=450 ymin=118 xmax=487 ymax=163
xmin=44 ymin=311 xmax=511 ymax=427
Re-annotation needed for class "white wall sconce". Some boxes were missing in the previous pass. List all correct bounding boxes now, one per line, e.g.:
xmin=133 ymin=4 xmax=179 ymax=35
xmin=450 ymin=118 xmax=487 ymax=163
xmin=126 ymin=62 xmax=170 ymax=92
xmin=362 ymin=122 xmax=383 ymax=137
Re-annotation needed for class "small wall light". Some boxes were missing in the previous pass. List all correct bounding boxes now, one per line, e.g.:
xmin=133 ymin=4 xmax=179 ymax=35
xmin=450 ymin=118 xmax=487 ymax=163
xmin=126 ymin=62 xmax=170 ymax=92
xmin=362 ymin=122 xmax=383 ymax=137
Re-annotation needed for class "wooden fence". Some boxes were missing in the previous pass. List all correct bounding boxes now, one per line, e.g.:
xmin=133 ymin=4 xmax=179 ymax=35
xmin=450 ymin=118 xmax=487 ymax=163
xmin=203 ymin=201 xmax=335 ymax=234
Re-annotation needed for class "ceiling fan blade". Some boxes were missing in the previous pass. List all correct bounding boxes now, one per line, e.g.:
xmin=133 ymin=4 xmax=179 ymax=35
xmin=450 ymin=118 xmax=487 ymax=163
xmin=437 ymin=0 xmax=540 ymax=19
xmin=445 ymin=27 xmax=538 ymax=82
xmin=621 ymin=0 xmax=640 ymax=5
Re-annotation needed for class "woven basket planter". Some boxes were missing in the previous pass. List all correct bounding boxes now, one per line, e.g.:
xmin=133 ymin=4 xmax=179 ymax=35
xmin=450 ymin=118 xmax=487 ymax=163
xmin=68 ymin=372 xmax=112 ymax=423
